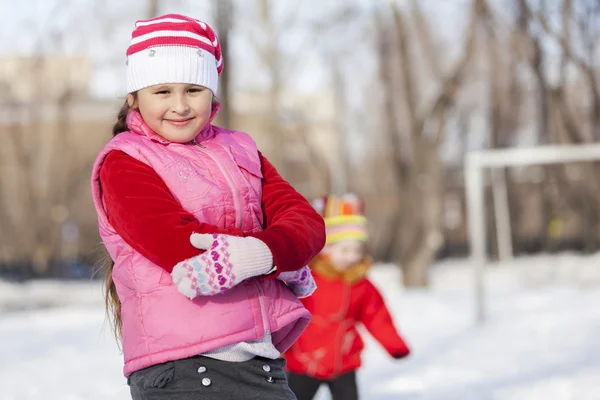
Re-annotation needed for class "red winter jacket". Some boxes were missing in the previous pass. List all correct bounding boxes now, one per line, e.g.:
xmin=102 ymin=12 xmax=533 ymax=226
xmin=284 ymin=256 xmax=410 ymax=379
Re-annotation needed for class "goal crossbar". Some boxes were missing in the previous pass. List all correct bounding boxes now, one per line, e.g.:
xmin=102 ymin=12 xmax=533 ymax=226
xmin=465 ymin=143 xmax=600 ymax=323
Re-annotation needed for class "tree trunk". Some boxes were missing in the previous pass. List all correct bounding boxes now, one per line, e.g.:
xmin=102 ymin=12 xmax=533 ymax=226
xmin=399 ymin=139 xmax=444 ymax=287
xmin=147 ymin=0 xmax=159 ymax=18
xmin=214 ymin=0 xmax=232 ymax=128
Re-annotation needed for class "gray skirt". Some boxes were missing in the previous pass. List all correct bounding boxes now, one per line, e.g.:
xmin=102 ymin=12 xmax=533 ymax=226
xmin=128 ymin=355 xmax=297 ymax=400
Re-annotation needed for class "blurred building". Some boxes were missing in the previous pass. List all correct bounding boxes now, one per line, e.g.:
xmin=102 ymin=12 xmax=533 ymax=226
xmin=0 ymin=56 xmax=92 ymax=103
xmin=231 ymin=88 xmax=338 ymax=194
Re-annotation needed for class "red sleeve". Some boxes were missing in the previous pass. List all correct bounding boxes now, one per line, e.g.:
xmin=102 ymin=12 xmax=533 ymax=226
xmin=359 ymin=279 xmax=411 ymax=359
xmin=99 ymin=150 xmax=244 ymax=272
xmin=248 ymin=153 xmax=326 ymax=276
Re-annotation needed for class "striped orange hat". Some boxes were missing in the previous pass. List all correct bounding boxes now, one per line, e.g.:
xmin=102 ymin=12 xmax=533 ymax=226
xmin=312 ymin=194 xmax=368 ymax=245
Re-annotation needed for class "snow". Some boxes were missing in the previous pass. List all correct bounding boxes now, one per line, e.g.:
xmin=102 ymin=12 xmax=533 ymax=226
xmin=1 ymin=253 xmax=599 ymax=399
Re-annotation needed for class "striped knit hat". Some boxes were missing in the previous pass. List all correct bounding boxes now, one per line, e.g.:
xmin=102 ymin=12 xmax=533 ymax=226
xmin=312 ymin=194 xmax=368 ymax=245
xmin=125 ymin=14 xmax=223 ymax=94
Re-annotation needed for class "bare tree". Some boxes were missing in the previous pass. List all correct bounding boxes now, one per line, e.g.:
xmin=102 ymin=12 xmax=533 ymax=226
xmin=374 ymin=0 xmax=478 ymax=286
xmin=508 ymin=0 xmax=600 ymax=252
xmin=213 ymin=0 xmax=233 ymax=128
xmin=534 ymin=0 xmax=600 ymax=140
xmin=147 ymin=0 xmax=160 ymax=19
xmin=239 ymin=0 xmax=334 ymax=194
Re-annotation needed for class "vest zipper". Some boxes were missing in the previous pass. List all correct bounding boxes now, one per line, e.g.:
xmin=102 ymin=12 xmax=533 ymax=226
xmin=193 ymin=140 xmax=269 ymax=335
xmin=191 ymin=138 xmax=206 ymax=148
xmin=192 ymin=140 xmax=242 ymax=229
xmin=193 ymin=140 xmax=270 ymax=334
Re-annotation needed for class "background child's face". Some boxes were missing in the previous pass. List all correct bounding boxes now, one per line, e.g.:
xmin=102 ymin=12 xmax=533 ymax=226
xmin=323 ymin=239 xmax=366 ymax=271
xmin=129 ymin=84 xmax=213 ymax=143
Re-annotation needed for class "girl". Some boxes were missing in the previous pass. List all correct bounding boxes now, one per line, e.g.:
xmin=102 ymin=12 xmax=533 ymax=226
xmin=285 ymin=194 xmax=410 ymax=400
xmin=91 ymin=14 xmax=325 ymax=400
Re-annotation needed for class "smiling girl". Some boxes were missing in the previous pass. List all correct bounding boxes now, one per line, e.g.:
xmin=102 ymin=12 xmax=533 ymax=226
xmin=91 ymin=13 xmax=325 ymax=400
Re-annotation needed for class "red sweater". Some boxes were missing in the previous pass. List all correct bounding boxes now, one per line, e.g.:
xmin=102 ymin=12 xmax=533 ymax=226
xmin=99 ymin=150 xmax=325 ymax=276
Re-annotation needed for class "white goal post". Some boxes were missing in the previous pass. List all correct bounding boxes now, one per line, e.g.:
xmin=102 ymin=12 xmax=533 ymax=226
xmin=465 ymin=143 xmax=600 ymax=323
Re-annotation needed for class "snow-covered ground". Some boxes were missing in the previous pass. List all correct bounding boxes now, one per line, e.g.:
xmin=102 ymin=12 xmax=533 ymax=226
xmin=1 ymin=253 xmax=600 ymax=400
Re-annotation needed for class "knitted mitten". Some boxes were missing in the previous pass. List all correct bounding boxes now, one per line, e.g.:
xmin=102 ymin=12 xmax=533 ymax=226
xmin=171 ymin=233 xmax=274 ymax=299
xmin=277 ymin=266 xmax=317 ymax=298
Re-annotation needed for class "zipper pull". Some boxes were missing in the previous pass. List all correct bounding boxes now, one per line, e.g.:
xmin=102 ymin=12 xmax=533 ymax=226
xmin=191 ymin=139 xmax=206 ymax=148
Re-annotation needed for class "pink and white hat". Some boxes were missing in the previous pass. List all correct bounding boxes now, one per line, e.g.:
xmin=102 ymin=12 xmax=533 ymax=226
xmin=125 ymin=14 xmax=223 ymax=94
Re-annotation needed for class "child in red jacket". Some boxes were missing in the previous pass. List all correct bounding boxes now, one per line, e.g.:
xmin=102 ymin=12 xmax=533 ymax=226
xmin=285 ymin=194 xmax=411 ymax=400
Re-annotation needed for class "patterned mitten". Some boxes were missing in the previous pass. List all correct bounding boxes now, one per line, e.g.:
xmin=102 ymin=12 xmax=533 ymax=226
xmin=171 ymin=233 xmax=274 ymax=299
xmin=277 ymin=266 xmax=317 ymax=298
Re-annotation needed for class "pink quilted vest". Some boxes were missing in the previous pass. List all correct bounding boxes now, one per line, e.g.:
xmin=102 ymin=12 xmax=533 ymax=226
xmin=91 ymin=111 xmax=310 ymax=376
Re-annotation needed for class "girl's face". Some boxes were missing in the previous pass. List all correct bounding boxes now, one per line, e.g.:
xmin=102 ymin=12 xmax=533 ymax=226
xmin=128 ymin=84 xmax=213 ymax=143
xmin=323 ymin=239 xmax=366 ymax=271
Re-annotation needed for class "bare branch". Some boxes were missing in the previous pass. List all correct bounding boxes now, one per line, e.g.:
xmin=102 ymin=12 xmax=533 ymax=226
xmin=533 ymin=1 xmax=590 ymax=73
xmin=374 ymin=7 xmax=405 ymax=179
xmin=549 ymin=86 xmax=587 ymax=144
xmin=147 ymin=0 xmax=160 ymax=18
xmin=409 ymin=0 xmax=443 ymax=80
xmin=214 ymin=0 xmax=233 ymax=128
xmin=532 ymin=0 xmax=600 ymax=139
xmin=392 ymin=5 xmax=420 ymax=138
xmin=430 ymin=1 xmax=479 ymax=143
